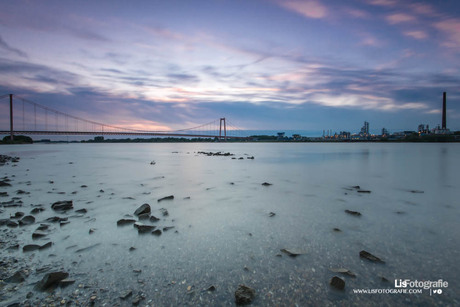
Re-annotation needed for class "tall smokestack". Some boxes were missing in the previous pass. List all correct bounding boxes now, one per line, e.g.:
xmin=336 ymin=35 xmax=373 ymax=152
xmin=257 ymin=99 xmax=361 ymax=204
xmin=442 ymin=92 xmax=446 ymax=129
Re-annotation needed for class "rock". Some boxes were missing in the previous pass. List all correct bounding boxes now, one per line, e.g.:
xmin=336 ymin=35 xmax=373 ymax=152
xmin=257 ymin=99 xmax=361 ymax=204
xmin=19 ymin=215 xmax=35 ymax=226
xmin=360 ymin=250 xmax=385 ymax=263
xmin=89 ymin=228 xmax=96 ymax=234
xmin=35 ymin=271 xmax=69 ymax=291
xmin=330 ymin=268 xmax=356 ymax=277
xmin=150 ymin=161 xmax=156 ymax=165
xmin=39 ymin=242 xmax=53 ymax=250
xmin=75 ymin=208 xmax=87 ymax=214
xmin=59 ymin=279 xmax=75 ymax=288
xmin=7 ymin=220 xmax=19 ymax=228
xmin=129 ymin=247 xmax=136 ymax=251
xmin=280 ymin=249 xmax=307 ymax=257
xmin=351 ymin=185 xmax=361 ymax=189
xmin=138 ymin=213 xmax=150 ymax=220
xmin=261 ymin=182 xmax=272 ymax=186
xmin=75 ymin=243 xmax=101 ymax=253
xmin=247 ymin=156 xmax=254 ymax=159
xmin=117 ymin=219 xmax=136 ymax=226
xmin=30 ymin=207 xmax=45 ymax=214
xmin=345 ymin=210 xmax=361 ymax=216
xmin=23 ymin=244 xmax=41 ymax=252
xmin=268 ymin=212 xmax=276 ymax=217
xmin=235 ymin=284 xmax=255 ymax=305
xmin=51 ymin=200 xmax=73 ymax=212
xmin=120 ymin=289 xmax=133 ymax=299
xmin=80 ymin=185 xmax=87 ymax=188
xmin=330 ymin=276 xmax=345 ymax=290
xmin=36 ymin=224 xmax=49 ymax=231
xmin=46 ymin=216 xmax=68 ymax=223
xmin=0 ymin=191 xmax=8 ymax=196
xmin=160 ymin=208 xmax=169 ymax=216
xmin=0 ymin=180 xmax=12 ymax=187
xmin=152 ymin=229 xmax=162 ymax=236
xmin=5 ymin=270 xmax=27 ymax=283
xmin=32 ymin=231 xmax=48 ymax=239
xmin=16 ymin=189 xmax=29 ymax=195
xmin=333 ymin=228 xmax=342 ymax=232
xmin=134 ymin=203 xmax=151 ymax=216
xmin=12 ymin=211 xmax=25 ymax=219
xmin=133 ymin=223 xmax=155 ymax=233
xmin=158 ymin=195 xmax=174 ymax=202
xmin=410 ymin=190 xmax=424 ymax=193
xmin=381 ymin=276 xmax=390 ymax=283
xmin=163 ymin=226 xmax=175 ymax=231
xmin=206 ymin=285 xmax=216 ymax=292
xmin=149 ymin=215 xmax=160 ymax=222
xmin=357 ymin=190 xmax=371 ymax=193
xmin=60 ymin=220 xmax=70 ymax=227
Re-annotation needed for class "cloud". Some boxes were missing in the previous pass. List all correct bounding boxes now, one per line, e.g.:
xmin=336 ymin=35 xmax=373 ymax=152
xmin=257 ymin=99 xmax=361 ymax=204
xmin=277 ymin=0 xmax=328 ymax=19
xmin=403 ymin=30 xmax=428 ymax=40
xmin=434 ymin=19 xmax=460 ymax=48
xmin=386 ymin=13 xmax=416 ymax=25
xmin=366 ymin=0 xmax=397 ymax=7
xmin=0 ymin=35 xmax=27 ymax=58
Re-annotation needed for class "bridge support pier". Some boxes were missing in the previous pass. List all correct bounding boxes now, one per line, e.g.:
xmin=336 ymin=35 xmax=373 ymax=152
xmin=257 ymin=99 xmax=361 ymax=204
xmin=219 ymin=118 xmax=226 ymax=141
xmin=9 ymin=94 xmax=13 ymax=141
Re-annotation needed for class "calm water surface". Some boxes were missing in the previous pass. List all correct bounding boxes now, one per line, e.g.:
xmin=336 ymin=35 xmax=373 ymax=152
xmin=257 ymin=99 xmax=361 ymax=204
xmin=1 ymin=143 xmax=459 ymax=306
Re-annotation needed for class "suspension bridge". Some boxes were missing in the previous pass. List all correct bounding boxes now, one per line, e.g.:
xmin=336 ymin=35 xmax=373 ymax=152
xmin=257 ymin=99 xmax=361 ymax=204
xmin=0 ymin=94 xmax=248 ymax=141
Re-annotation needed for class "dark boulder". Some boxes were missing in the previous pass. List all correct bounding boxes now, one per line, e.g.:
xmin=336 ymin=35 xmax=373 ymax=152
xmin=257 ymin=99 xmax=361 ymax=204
xmin=235 ymin=284 xmax=255 ymax=305
xmin=261 ymin=182 xmax=272 ymax=186
xmin=360 ymin=250 xmax=385 ymax=263
xmin=138 ymin=213 xmax=150 ymax=220
xmin=345 ymin=210 xmax=361 ymax=216
xmin=158 ymin=195 xmax=174 ymax=202
xmin=23 ymin=244 xmax=41 ymax=252
xmin=30 ymin=207 xmax=45 ymax=214
xmin=151 ymin=229 xmax=162 ymax=236
xmin=19 ymin=215 xmax=35 ymax=226
xmin=5 ymin=270 xmax=27 ymax=283
xmin=51 ymin=200 xmax=73 ymax=212
xmin=32 ymin=231 xmax=48 ymax=239
xmin=117 ymin=219 xmax=136 ymax=226
xmin=75 ymin=208 xmax=87 ymax=214
xmin=133 ymin=222 xmax=155 ymax=233
xmin=34 ymin=271 xmax=69 ymax=291
xmin=330 ymin=276 xmax=345 ymax=290
xmin=149 ymin=215 xmax=160 ymax=222
xmin=134 ymin=203 xmax=151 ymax=216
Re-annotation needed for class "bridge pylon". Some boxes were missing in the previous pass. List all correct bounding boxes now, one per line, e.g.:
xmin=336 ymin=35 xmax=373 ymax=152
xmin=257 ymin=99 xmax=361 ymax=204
xmin=219 ymin=118 xmax=227 ymax=141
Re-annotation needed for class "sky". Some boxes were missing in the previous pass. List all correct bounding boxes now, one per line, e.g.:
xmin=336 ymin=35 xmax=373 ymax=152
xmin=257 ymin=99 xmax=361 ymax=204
xmin=0 ymin=0 xmax=459 ymax=135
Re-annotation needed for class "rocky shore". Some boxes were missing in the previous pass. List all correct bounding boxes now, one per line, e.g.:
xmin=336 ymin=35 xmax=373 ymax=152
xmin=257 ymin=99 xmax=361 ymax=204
xmin=0 ymin=149 xmax=455 ymax=307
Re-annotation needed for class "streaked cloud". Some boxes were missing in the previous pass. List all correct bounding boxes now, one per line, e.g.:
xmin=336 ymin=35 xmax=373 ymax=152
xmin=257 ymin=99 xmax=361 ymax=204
xmin=277 ymin=0 xmax=328 ymax=19
xmin=386 ymin=13 xmax=416 ymax=25
xmin=403 ymin=30 xmax=428 ymax=40
xmin=0 ymin=35 xmax=27 ymax=58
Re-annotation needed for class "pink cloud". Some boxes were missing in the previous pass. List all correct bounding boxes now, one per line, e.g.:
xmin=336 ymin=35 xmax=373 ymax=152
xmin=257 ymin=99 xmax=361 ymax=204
xmin=403 ymin=30 xmax=428 ymax=40
xmin=386 ymin=13 xmax=416 ymax=24
xmin=278 ymin=0 xmax=328 ymax=19
xmin=409 ymin=3 xmax=436 ymax=16
xmin=367 ymin=0 xmax=397 ymax=7
xmin=434 ymin=19 xmax=460 ymax=47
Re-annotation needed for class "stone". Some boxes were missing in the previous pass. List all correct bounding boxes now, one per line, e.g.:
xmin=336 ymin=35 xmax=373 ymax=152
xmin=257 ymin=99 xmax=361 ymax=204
xmin=51 ymin=200 xmax=73 ymax=212
xmin=235 ymin=284 xmax=255 ymax=305
xmin=12 ymin=212 xmax=25 ymax=219
xmin=0 ymin=180 xmax=12 ymax=187
xmin=158 ymin=195 xmax=174 ymax=202
xmin=134 ymin=203 xmax=151 ymax=216
xmin=360 ymin=250 xmax=385 ymax=263
xmin=120 ymin=289 xmax=132 ymax=299
xmin=5 ymin=270 xmax=27 ymax=283
xmin=59 ymin=279 xmax=76 ymax=288
xmin=75 ymin=208 xmax=87 ymax=214
xmin=133 ymin=222 xmax=155 ymax=233
xmin=46 ymin=216 xmax=68 ymax=223
xmin=206 ymin=285 xmax=216 ymax=292
xmin=30 ymin=207 xmax=45 ymax=214
xmin=330 ymin=268 xmax=356 ymax=277
xmin=268 ymin=212 xmax=276 ymax=217
xmin=330 ymin=276 xmax=345 ymax=290
xmin=280 ymin=249 xmax=307 ymax=257
xmin=163 ymin=226 xmax=175 ymax=231
xmin=138 ymin=213 xmax=150 ymax=220
xmin=149 ymin=215 xmax=160 ymax=222
xmin=32 ymin=231 xmax=48 ymax=239
xmin=357 ymin=190 xmax=371 ymax=193
xmin=89 ymin=228 xmax=96 ymax=234
xmin=160 ymin=208 xmax=169 ymax=216
xmin=117 ymin=219 xmax=136 ymax=226
xmin=261 ymin=182 xmax=272 ymax=186
xmin=23 ymin=244 xmax=41 ymax=252
xmin=333 ymin=228 xmax=342 ymax=232
xmin=7 ymin=220 xmax=19 ymax=228
xmin=152 ymin=229 xmax=162 ymax=236
xmin=39 ymin=242 xmax=53 ymax=250
xmin=19 ymin=215 xmax=35 ymax=226
xmin=345 ymin=210 xmax=361 ymax=216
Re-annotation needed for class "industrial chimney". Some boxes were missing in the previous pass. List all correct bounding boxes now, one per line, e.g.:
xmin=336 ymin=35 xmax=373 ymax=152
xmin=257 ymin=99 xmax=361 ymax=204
xmin=442 ymin=92 xmax=446 ymax=129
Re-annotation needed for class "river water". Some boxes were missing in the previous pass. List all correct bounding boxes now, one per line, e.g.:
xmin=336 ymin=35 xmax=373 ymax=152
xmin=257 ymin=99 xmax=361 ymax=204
xmin=1 ymin=143 xmax=459 ymax=306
